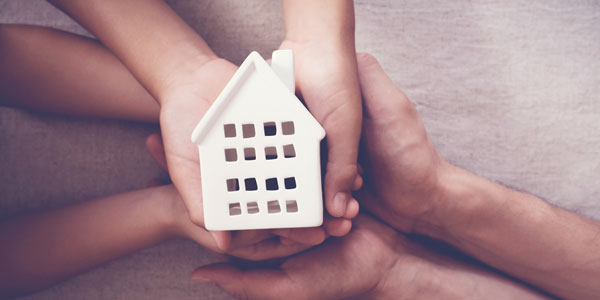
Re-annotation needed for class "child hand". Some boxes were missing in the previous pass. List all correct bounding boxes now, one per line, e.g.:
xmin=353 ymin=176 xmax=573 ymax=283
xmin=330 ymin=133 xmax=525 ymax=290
xmin=279 ymin=39 xmax=362 ymax=237
xmin=146 ymin=133 xmax=327 ymax=260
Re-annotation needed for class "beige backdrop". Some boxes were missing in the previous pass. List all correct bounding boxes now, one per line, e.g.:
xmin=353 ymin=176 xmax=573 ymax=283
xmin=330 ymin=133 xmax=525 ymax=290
xmin=1 ymin=1 xmax=599 ymax=299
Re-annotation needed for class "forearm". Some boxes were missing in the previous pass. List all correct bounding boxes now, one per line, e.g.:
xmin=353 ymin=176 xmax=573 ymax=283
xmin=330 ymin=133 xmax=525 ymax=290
xmin=282 ymin=0 xmax=355 ymax=44
xmin=0 ymin=185 xmax=177 ymax=299
xmin=423 ymin=163 xmax=600 ymax=299
xmin=0 ymin=24 xmax=159 ymax=122
xmin=48 ymin=0 xmax=216 ymax=102
xmin=378 ymin=250 xmax=551 ymax=300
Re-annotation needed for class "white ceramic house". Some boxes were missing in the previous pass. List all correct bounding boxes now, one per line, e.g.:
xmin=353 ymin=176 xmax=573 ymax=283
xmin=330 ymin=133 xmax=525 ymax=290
xmin=191 ymin=50 xmax=326 ymax=231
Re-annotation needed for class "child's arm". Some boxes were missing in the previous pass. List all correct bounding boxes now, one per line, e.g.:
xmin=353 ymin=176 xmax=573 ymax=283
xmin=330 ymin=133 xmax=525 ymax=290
xmin=0 ymin=24 xmax=159 ymax=123
xmin=280 ymin=0 xmax=362 ymax=235
xmin=0 ymin=185 xmax=214 ymax=299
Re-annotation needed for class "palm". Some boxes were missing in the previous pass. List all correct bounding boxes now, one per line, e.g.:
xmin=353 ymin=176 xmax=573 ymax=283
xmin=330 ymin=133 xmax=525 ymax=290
xmin=277 ymin=214 xmax=402 ymax=300
xmin=158 ymin=58 xmax=236 ymax=227
xmin=155 ymin=58 xmax=328 ymax=254
xmin=195 ymin=214 xmax=418 ymax=300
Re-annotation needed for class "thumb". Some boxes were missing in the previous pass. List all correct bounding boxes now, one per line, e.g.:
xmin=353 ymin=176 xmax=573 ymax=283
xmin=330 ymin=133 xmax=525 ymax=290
xmin=356 ymin=53 xmax=414 ymax=121
xmin=192 ymin=263 xmax=292 ymax=300
xmin=145 ymin=133 xmax=168 ymax=172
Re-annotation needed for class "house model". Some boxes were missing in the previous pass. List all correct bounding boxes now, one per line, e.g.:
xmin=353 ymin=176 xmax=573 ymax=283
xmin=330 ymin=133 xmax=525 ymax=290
xmin=191 ymin=50 xmax=326 ymax=231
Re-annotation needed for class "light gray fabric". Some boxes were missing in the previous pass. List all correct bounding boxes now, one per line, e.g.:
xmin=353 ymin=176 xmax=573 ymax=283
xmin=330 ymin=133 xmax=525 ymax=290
xmin=1 ymin=0 xmax=598 ymax=299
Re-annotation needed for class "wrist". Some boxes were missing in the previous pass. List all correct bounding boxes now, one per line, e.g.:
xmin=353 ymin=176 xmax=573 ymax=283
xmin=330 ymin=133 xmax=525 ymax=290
xmin=282 ymin=0 xmax=355 ymax=44
xmin=414 ymin=162 xmax=495 ymax=241
xmin=149 ymin=185 xmax=186 ymax=240
xmin=372 ymin=239 xmax=468 ymax=300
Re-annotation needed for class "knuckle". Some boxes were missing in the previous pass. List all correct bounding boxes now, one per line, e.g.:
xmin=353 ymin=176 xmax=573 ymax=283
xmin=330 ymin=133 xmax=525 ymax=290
xmin=356 ymin=52 xmax=379 ymax=69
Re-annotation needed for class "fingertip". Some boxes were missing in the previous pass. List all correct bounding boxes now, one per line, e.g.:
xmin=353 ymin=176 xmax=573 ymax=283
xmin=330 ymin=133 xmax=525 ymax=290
xmin=344 ymin=198 xmax=360 ymax=219
xmin=192 ymin=263 xmax=238 ymax=283
xmin=324 ymin=218 xmax=352 ymax=237
xmin=352 ymin=175 xmax=363 ymax=191
xmin=328 ymin=192 xmax=349 ymax=218
xmin=210 ymin=231 xmax=232 ymax=252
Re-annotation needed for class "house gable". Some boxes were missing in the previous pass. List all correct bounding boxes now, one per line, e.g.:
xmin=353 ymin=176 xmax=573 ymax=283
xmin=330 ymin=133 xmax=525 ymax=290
xmin=191 ymin=51 xmax=325 ymax=146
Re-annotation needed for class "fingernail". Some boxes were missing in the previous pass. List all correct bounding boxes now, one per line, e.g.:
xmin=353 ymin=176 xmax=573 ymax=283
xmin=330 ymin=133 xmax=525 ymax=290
xmin=209 ymin=231 xmax=223 ymax=250
xmin=333 ymin=192 xmax=348 ymax=217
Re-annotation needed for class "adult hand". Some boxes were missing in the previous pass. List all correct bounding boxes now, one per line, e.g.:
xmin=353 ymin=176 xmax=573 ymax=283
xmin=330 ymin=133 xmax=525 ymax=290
xmin=192 ymin=213 xmax=420 ymax=300
xmin=280 ymin=0 xmax=363 ymax=237
xmin=357 ymin=53 xmax=447 ymax=234
xmin=357 ymin=53 xmax=600 ymax=299
xmin=192 ymin=211 xmax=548 ymax=300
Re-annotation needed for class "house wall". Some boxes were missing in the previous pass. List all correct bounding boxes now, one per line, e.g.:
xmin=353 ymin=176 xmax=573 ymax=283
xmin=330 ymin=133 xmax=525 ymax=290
xmin=198 ymin=62 xmax=324 ymax=230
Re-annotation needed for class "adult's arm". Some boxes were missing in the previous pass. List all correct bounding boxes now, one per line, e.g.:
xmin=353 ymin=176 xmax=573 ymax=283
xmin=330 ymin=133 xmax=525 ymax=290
xmin=426 ymin=165 xmax=600 ymax=300
xmin=356 ymin=52 xmax=600 ymax=300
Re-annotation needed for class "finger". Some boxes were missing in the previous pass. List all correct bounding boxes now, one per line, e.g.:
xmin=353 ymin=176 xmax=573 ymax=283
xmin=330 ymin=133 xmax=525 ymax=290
xmin=297 ymin=73 xmax=362 ymax=220
xmin=229 ymin=230 xmax=274 ymax=249
xmin=323 ymin=216 xmax=352 ymax=237
xmin=344 ymin=197 xmax=360 ymax=219
xmin=227 ymin=237 xmax=313 ymax=261
xmin=168 ymin=159 xmax=232 ymax=251
xmin=192 ymin=263 xmax=294 ymax=300
xmin=356 ymin=53 xmax=413 ymax=120
xmin=145 ymin=133 xmax=168 ymax=171
xmin=352 ymin=174 xmax=363 ymax=191
xmin=271 ymin=227 xmax=327 ymax=246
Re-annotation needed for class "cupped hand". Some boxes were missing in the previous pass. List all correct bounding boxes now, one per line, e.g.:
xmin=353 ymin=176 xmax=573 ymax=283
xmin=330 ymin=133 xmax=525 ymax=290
xmin=357 ymin=53 xmax=447 ymax=233
xmin=279 ymin=39 xmax=363 ymax=236
xmin=191 ymin=213 xmax=428 ymax=300
xmin=146 ymin=133 xmax=327 ymax=261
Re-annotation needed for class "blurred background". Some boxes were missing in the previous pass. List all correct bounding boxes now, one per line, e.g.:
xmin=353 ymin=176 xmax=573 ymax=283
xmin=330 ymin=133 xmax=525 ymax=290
xmin=1 ymin=0 xmax=599 ymax=299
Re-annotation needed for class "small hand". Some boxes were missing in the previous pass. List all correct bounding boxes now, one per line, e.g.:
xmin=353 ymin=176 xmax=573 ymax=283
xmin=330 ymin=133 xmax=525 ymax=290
xmin=146 ymin=133 xmax=327 ymax=261
xmin=357 ymin=53 xmax=447 ymax=233
xmin=280 ymin=39 xmax=362 ymax=236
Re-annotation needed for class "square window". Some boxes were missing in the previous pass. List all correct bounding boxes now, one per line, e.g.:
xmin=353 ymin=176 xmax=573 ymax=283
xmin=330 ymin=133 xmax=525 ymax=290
xmin=229 ymin=203 xmax=241 ymax=216
xmin=283 ymin=144 xmax=296 ymax=158
xmin=263 ymin=122 xmax=277 ymax=136
xmin=244 ymin=147 xmax=256 ymax=160
xmin=244 ymin=178 xmax=258 ymax=191
xmin=282 ymin=121 xmax=295 ymax=135
xmin=265 ymin=146 xmax=278 ymax=160
xmin=242 ymin=123 xmax=255 ymax=138
xmin=247 ymin=202 xmax=259 ymax=214
xmin=224 ymin=148 xmax=237 ymax=162
xmin=284 ymin=177 xmax=296 ymax=189
xmin=224 ymin=124 xmax=236 ymax=138
xmin=286 ymin=200 xmax=298 ymax=213
xmin=265 ymin=178 xmax=279 ymax=190
xmin=226 ymin=178 xmax=239 ymax=192
xmin=267 ymin=200 xmax=281 ymax=213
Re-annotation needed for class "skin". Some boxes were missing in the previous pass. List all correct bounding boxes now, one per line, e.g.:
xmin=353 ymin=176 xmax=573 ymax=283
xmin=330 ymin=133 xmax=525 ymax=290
xmin=0 ymin=24 xmax=327 ymax=297
xmin=281 ymin=0 xmax=363 ymax=230
xmin=192 ymin=213 xmax=550 ymax=300
xmin=0 ymin=184 xmax=325 ymax=299
xmin=355 ymin=54 xmax=600 ymax=300
xmin=192 ymin=54 xmax=600 ymax=299
xmin=0 ymin=22 xmax=328 ymax=256
xmin=46 ymin=0 xmax=360 ymax=246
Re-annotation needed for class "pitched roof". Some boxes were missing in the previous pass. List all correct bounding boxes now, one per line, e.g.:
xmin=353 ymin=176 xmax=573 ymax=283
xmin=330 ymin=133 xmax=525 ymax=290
xmin=191 ymin=51 xmax=325 ymax=145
